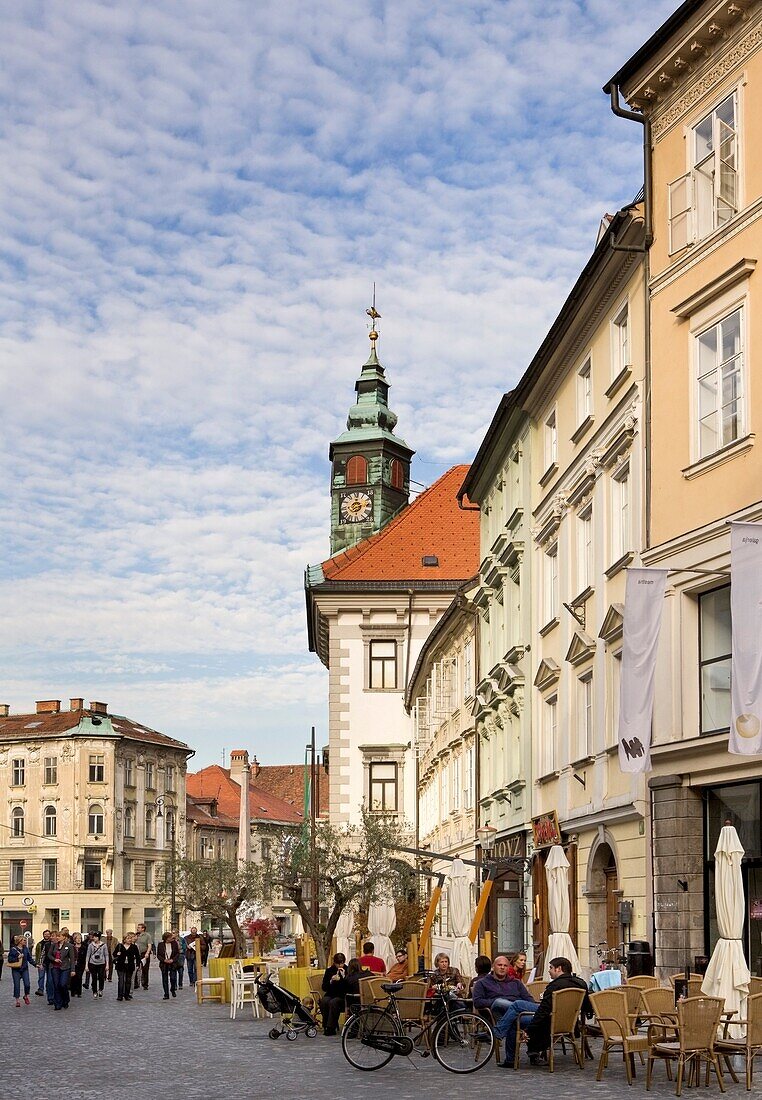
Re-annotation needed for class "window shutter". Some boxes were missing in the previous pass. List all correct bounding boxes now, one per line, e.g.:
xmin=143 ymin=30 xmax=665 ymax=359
xmin=668 ymin=173 xmax=692 ymax=254
xmin=717 ymin=118 xmax=738 ymax=224
xmin=692 ymin=164 xmax=714 ymax=240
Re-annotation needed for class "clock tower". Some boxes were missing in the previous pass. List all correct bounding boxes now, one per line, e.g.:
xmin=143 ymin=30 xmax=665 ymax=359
xmin=329 ymin=303 xmax=414 ymax=555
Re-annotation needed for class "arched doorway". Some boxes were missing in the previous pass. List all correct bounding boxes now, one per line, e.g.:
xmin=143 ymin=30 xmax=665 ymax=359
xmin=587 ymin=840 xmax=620 ymax=964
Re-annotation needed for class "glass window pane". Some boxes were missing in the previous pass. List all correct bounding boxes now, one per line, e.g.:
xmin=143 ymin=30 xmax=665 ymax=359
xmin=701 ymin=659 xmax=731 ymax=733
xmin=700 ymin=588 xmax=731 ymax=660
xmin=722 ymin=406 xmax=740 ymax=446
xmin=721 ymin=310 xmax=741 ymax=361
xmin=706 ymin=783 xmax=761 ymax=859
xmin=715 ymin=93 xmax=735 ymax=129
xmin=697 ymin=326 xmax=717 ymax=376
xmin=698 ymin=373 xmax=717 ymax=420
xmin=700 ymin=413 xmax=718 ymax=457
xmin=694 ymin=114 xmax=713 ymax=161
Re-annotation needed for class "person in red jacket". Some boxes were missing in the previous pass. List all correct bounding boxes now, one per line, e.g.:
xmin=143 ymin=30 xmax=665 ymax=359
xmin=358 ymin=941 xmax=386 ymax=974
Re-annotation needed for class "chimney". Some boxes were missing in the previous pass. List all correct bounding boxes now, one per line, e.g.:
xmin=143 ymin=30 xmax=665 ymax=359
xmin=0 ymin=704 xmax=9 ymax=717
xmin=36 ymin=700 xmax=61 ymax=714
xmin=229 ymin=750 xmax=251 ymax=866
xmin=251 ymin=754 xmax=261 ymax=778
xmin=70 ymin=698 xmax=84 ymax=712
xmin=89 ymin=701 xmax=108 ymax=715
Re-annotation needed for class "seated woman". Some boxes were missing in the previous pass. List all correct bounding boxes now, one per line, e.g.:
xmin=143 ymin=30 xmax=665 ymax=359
xmin=320 ymin=951 xmax=348 ymax=1036
xmin=427 ymin=952 xmax=466 ymax=1016
xmin=507 ymin=950 xmax=528 ymax=983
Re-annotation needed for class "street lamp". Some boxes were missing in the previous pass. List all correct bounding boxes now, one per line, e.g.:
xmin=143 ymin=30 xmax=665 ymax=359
xmin=156 ymin=797 xmax=177 ymax=929
xmin=476 ymin=824 xmax=497 ymax=856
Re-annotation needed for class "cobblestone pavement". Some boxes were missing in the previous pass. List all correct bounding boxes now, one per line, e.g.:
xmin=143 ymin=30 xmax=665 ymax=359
xmin=3 ymin=972 xmax=730 ymax=1100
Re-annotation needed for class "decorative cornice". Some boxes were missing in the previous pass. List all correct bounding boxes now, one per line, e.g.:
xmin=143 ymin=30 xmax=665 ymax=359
xmin=565 ymin=629 xmax=597 ymax=667
xmin=534 ymin=658 xmax=561 ymax=692
xmin=598 ymin=415 xmax=637 ymax=470
xmin=671 ymin=257 xmax=756 ymax=318
xmin=599 ymin=602 xmax=625 ymax=645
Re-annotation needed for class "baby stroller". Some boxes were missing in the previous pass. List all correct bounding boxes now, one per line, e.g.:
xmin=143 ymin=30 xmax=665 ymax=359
xmin=256 ymin=973 xmax=318 ymax=1041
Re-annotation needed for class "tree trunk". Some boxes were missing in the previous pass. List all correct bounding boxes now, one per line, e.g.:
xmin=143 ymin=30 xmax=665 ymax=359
xmin=228 ymin=907 xmax=246 ymax=958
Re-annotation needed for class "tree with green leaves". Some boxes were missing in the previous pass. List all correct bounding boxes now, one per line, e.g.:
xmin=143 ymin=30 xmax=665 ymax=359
xmin=260 ymin=808 xmax=415 ymax=968
xmin=154 ymin=856 xmax=264 ymax=957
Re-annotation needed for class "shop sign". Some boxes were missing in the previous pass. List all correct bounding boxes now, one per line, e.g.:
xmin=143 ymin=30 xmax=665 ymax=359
xmin=531 ymin=811 xmax=561 ymax=849
xmin=60 ymin=910 xmax=70 ymax=921
xmin=492 ymin=834 xmax=526 ymax=861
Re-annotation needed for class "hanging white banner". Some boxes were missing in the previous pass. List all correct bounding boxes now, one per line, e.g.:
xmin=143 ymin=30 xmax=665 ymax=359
xmin=618 ymin=568 xmax=668 ymax=773
xmin=729 ymin=522 xmax=762 ymax=756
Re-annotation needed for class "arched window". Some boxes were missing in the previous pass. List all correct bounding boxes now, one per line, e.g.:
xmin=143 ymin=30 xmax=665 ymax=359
xmin=165 ymin=810 xmax=175 ymax=844
xmin=44 ymin=805 xmax=57 ymax=837
xmin=346 ymin=455 xmax=367 ymax=485
xmin=390 ymin=458 xmax=404 ymax=491
xmin=124 ymin=805 xmax=135 ymax=838
xmin=11 ymin=806 xmax=24 ymax=838
xmin=145 ymin=806 xmax=155 ymax=840
xmin=88 ymin=804 xmax=104 ymax=836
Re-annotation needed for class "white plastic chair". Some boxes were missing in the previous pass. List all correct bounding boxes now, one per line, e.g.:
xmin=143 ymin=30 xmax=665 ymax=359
xmin=229 ymin=960 xmax=261 ymax=1019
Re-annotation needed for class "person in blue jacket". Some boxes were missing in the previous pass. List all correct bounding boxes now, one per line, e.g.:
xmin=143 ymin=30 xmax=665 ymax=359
xmin=7 ymin=935 xmax=35 ymax=1007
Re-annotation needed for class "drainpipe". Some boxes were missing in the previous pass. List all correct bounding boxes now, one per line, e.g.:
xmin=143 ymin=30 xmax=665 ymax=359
xmin=609 ymin=83 xmax=653 ymax=550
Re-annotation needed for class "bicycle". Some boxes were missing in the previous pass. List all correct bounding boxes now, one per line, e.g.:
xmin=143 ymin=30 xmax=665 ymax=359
xmin=340 ymin=978 xmax=495 ymax=1074
xmin=594 ymin=941 xmax=627 ymax=970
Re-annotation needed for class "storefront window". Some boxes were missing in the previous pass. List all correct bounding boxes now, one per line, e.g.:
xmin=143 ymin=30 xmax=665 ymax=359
xmin=705 ymin=781 xmax=762 ymax=973
xmin=699 ymin=587 xmax=731 ymax=735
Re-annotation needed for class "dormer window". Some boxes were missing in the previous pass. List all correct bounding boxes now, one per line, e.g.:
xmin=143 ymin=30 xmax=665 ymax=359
xmin=346 ymin=455 xmax=367 ymax=485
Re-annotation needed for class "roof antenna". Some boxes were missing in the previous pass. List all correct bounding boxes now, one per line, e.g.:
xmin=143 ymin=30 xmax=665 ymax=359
xmin=221 ymin=748 xmax=226 ymax=768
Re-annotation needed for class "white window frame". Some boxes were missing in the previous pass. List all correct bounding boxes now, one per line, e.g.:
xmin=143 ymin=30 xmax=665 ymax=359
xmin=544 ymin=408 xmax=558 ymax=471
xmin=124 ymin=758 xmax=135 ymax=787
xmin=576 ymin=356 xmax=592 ymax=423
xmin=541 ymin=696 xmax=557 ymax=776
xmin=611 ymin=464 xmax=631 ymax=564
xmin=89 ymin=754 xmax=105 ymax=783
xmin=611 ymin=300 xmax=630 ymax=380
xmin=44 ymin=805 xmax=57 ymax=837
xmin=145 ymin=762 xmax=155 ymax=790
xmin=88 ymin=804 xmax=105 ymax=836
xmin=577 ymin=504 xmax=593 ymax=594
xmin=43 ymin=858 xmax=57 ymax=891
xmin=11 ymin=806 xmax=24 ymax=838
xmin=124 ymin=805 xmax=135 ymax=838
xmin=694 ymin=304 xmax=745 ymax=461
xmin=668 ymin=89 xmax=740 ymax=254
xmin=452 ymin=754 xmax=461 ymax=812
xmin=43 ymin=756 xmax=57 ymax=785
xmin=577 ymin=673 xmax=593 ymax=759
xmin=544 ymin=543 xmax=559 ymax=625
xmin=368 ymin=639 xmax=398 ymax=690
xmin=11 ymin=759 xmax=25 ymax=786
xmin=464 ymin=745 xmax=474 ymax=810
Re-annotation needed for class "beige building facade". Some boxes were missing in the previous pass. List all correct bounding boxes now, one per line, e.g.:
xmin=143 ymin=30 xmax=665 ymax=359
xmin=0 ymin=698 xmax=192 ymax=945
xmin=608 ymin=0 xmax=762 ymax=977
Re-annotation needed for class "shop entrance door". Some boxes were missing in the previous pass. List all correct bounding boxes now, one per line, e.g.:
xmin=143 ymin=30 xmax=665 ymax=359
xmin=605 ymin=864 xmax=620 ymax=952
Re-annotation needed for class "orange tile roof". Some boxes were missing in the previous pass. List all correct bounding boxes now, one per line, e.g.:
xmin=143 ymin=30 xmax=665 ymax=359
xmin=186 ymin=764 xmax=303 ymax=825
xmin=320 ymin=466 xmax=479 ymax=583
xmin=253 ymin=762 xmax=328 ymax=816
xmin=186 ymin=794 xmax=238 ymax=829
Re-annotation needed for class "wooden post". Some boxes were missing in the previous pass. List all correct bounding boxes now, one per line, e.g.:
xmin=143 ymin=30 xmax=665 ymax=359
xmin=419 ymin=884 xmax=442 ymax=957
xmin=483 ymin=929 xmax=493 ymax=958
xmin=468 ymin=878 xmax=493 ymax=943
xmin=408 ymin=935 xmax=418 ymax=975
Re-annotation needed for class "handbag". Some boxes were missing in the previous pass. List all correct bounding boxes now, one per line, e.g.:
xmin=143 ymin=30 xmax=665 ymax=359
xmin=8 ymin=958 xmax=22 ymax=969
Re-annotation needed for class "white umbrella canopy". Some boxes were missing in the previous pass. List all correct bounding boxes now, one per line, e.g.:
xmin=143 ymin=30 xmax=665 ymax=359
xmin=291 ymin=911 xmax=304 ymax=937
xmin=542 ymin=844 xmax=582 ymax=979
xmin=335 ymin=906 xmax=355 ymax=961
xmin=367 ymin=897 xmax=396 ymax=971
xmin=701 ymin=824 xmax=750 ymax=1038
xmin=447 ymin=858 xmax=476 ymax=978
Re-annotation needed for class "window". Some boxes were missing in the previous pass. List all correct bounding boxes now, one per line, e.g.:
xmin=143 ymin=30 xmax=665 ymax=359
xmin=124 ymin=805 xmax=135 ymax=838
xmin=669 ymin=92 xmax=738 ymax=253
xmin=541 ymin=697 xmax=557 ymax=775
xmin=463 ymin=639 xmax=474 ymax=700
xmin=43 ymin=859 xmax=57 ymax=891
xmin=346 ymin=455 xmax=367 ymax=485
xmin=440 ymin=763 xmax=449 ymax=818
xmin=696 ymin=307 xmax=744 ymax=459
xmin=84 ymin=861 xmax=102 ymax=890
xmin=124 ymin=758 xmax=135 ymax=787
xmin=577 ymin=506 xmax=593 ymax=593
xmin=544 ymin=544 xmax=559 ymax=624
xmin=11 ymin=759 xmax=24 ymax=786
xmin=88 ymin=804 xmax=104 ymax=836
xmin=612 ymin=302 xmax=629 ymax=377
xmin=609 ymin=650 xmax=623 ymax=748
xmin=44 ymin=805 xmax=57 ymax=837
xmin=165 ymin=764 xmax=175 ymax=791
xmin=369 ymin=762 xmax=398 ymax=812
xmin=544 ymin=409 xmax=557 ymax=470
xmin=145 ymin=861 xmax=154 ymax=891
xmin=452 ymin=755 xmax=461 ymax=812
xmin=699 ymin=587 xmax=731 ymax=736
xmin=577 ymin=358 xmax=592 ymax=422
xmin=11 ymin=807 xmax=24 ymax=838
xmin=200 ymin=835 xmax=213 ymax=860
xmin=369 ymin=639 xmax=397 ymax=689
xmin=390 ymin=458 xmax=404 ymax=491
xmin=145 ymin=762 xmax=155 ymax=790
xmin=145 ymin=806 xmax=155 ymax=840
xmin=123 ymin=858 xmax=132 ymax=890
xmin=10 ymin=860 xmax=24 ymax=891
xmin=43 ymin=756 xmax=57 ymax=785
xmin=464 ymin=746 xmax=475 ymax=810
xmin=165 ymin=810 xmax=175 ymax=844
xmin=612 ymin=467 xmax=631 ymax=562
xmin=577 ymin=675 xmax=593 ymax=758
xmin=88 ymin=753 xmax=105 ymax=782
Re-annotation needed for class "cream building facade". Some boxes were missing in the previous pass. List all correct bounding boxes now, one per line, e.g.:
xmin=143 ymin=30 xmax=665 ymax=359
xmin=0 ymin=698 xmax=192 ymax=945
xmin=607 ymin=0 xmax=762 ymax=977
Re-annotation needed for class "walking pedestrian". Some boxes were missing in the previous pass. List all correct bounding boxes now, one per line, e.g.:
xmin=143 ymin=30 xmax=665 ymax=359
xmin=86 ymin=932 xmax=108 ymax=997
xmin=157 ymin=932 xmax=179 ymax=1000
xmin=69 ymin=932 xmax=86 ymax=996
xmin=7 ymin=935 xmax=34 ymax=1007
xmin=48 ymin=929 xmax=74 ymax=1011
xmin=134 ymin=923 xmax=153 ymax=990
xmin=172 ymin=930 xmax=185 ymax=989
xmin=83 ymin=931 xmax=95 ymax=990
xmin=0 ymin=938 xmax=4 ymax=982
xmin=105 ymin=929 xmax=116 ymax=982
xmin=184 ymin=927 xmax=200 ymax=987
xmin=34 ymin=930 xmax=51 ymax=997
xmin=113 ymin=933 xmax=141 ymax=1002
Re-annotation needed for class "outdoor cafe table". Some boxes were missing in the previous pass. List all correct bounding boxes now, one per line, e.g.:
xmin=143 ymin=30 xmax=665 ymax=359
xmin=206 ymin=957 xmax=267 ymax=1003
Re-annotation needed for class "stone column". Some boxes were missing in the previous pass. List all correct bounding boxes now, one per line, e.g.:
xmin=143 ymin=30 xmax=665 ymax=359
xmin=649 ymin=775 xmax=704 ymax=974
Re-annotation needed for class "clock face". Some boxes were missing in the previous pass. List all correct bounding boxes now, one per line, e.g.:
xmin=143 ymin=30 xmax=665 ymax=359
xmin=340 ymin=490 xmax=373 ymax=524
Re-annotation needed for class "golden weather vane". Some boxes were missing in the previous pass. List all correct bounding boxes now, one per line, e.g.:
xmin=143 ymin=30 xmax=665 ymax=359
xmin=365 ymin=282 xmax=381 ymax=347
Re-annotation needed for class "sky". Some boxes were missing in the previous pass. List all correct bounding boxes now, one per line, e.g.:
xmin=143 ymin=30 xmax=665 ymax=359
xmin=0 ymin=0 xmax=677 ymax=769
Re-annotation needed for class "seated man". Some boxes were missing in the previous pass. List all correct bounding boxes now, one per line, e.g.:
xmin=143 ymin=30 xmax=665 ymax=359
xmin=471 ymin=954 xmax=537 ymax=1035
xmin=319 ymin=951 xmax=348 ymax=1035
xmin=357 ymin=941 xmax=386 ymax=975
xmin=524 ymin=957 xmax=592 ymax=1065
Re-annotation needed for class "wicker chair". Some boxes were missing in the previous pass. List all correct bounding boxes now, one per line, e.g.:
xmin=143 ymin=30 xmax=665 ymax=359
xmin=394 ymin=978 xmax=427 ymax=1031
xmin=364 ymin=976 xmax=390 ymax=1008
xmin=476 ymin=1005 xmax=503 ymax=1064
xmin=668 ymin=972 xmax=702 ymax=988
xmin=627 ymin=975 xmax=659 ymax=992
xmin=590 ymin=989 xmax=650 ymax=1085
xmin=646 ymin=996 xmax=725 ymax=1097
xmin=302 ymin=973 xmax=323 ymax=1027
xmin=714 ymin=992 xmax=762 ymax=1091
xmin=521 ymin=986 xmax=586 ymax=1072
xmin=526 ymin=979 xmax=549 ymax=1000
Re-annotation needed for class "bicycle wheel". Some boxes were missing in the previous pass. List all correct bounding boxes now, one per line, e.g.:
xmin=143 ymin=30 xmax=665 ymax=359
xmin=432 ymin=1011 xmax=494 ymax=1074
xmin=341 ymin=1007 xmax=401 ymax=1071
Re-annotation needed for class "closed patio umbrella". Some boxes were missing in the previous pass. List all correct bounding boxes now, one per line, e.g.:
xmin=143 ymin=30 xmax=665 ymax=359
xmin=701 ymin=823 xmax=750 ymax=1038
xmin=291 ymin=911 xmax=304 ymax=937
xmin=335 ymin=906 xmax=355 ymax=961
xmin=543 ymin=844 xmax=582 ymax=979
xmin=367 ymin=897 xmax=396 ymax=971
xmin=447 ymin=858 xmax=475 ymax=978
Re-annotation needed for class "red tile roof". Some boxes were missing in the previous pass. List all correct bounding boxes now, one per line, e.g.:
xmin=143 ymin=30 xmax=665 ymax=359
xmin=0 ymin=707 xmax=191 ymax=753
xmin=186 ymin=794 xmax=238 ymax=830
xmin=186 ymin=764 xmax=303 ymax=825
xmin=320 ymin=466 xmax=479 ymax=583
xmin=253 ymin=762 xmax=329 ymax=816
